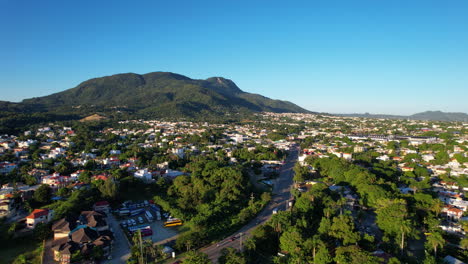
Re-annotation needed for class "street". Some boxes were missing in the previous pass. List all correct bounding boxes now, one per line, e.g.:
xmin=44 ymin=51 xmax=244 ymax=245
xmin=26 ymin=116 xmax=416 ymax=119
xmin=103 ymin=213 xmax=131 ymax=264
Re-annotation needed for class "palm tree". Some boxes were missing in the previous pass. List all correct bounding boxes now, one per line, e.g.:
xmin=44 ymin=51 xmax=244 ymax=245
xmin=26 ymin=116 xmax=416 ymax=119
xmin=399 ymin=220 xmax=413 ymax=254
xmin=426 ymin=232 xmax=445 ymax=258
xmin=310 ymin=235 xmax=321 ymax=261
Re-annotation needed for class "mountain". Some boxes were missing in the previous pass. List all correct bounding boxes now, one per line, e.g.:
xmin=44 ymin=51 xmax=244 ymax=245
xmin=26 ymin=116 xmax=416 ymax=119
xmin=22 ymin=72 xmax=310 ymax=118
xmin=338 ymin=111 xmax=468 ymax=122
xmin=408 ymin=111 xmax=468 ymax=122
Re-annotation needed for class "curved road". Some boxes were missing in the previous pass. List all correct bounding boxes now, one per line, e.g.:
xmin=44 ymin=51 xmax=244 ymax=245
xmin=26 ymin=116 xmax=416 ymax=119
xmin=201 ymin=145 xmax=299 ymax=262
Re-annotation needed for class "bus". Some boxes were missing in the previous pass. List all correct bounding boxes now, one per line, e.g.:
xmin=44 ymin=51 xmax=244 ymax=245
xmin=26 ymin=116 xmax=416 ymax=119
xmin=140 ymin=228 xmax=153 ymax=237
xmin=130 ymin=208 xmax=145 ymax=216
xmin=119 ymin=209 xmax=130 ymax=216
xmin=164 ymin=219 xmax=183 ymax=227
xmin=129 ymin=227 xmax=153 ymax=237
xmin=145 ymin=210 xmax=153 ymax=222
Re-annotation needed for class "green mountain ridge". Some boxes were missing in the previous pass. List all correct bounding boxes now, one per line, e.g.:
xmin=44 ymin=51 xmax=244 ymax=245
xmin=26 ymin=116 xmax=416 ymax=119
xmin=22 ymin=71 xmax=310 ymax=117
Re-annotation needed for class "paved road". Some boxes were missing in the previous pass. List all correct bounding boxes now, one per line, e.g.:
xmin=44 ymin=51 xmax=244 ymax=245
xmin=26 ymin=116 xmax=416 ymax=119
xmin=103 ymin=213 xmax=131 ymax=264
xmin=200 ymin=145 xmax=299 ymax=262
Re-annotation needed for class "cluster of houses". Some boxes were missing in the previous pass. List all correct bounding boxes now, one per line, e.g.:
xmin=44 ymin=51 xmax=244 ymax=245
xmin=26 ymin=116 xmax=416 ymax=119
xmin=50 ymin=208 xmax=113 ymax=263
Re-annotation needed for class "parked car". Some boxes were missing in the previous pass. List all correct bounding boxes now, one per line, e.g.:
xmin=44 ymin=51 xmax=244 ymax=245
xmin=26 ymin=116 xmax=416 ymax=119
xmin=138 ymin=216 xmax=144 ymax=224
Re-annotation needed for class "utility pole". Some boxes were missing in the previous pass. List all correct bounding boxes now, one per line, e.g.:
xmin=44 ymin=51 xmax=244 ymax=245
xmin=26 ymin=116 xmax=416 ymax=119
xmin=139 ymin=230 xmax=144 ymax=264
xmin=239 ymin=232 xmax=243 ymax=251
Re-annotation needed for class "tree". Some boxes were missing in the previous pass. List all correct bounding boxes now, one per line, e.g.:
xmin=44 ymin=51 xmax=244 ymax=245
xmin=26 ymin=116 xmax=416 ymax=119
xmin=329 ymin=214 xmax=360 ymax=245
xmin=314 ymin=243 xmax=332 ymax=264
xmin=56 ymin=187 xmax=70 ymax=197
xmin=182 ymin=251 xmax=211 ymax=264
xmin=34 ymin=222 xmax=52 ymax=241
xmin=398 ymin=219 xmax=413 ymax=254
xmin=279 ymin=228 xmax=303 ymax=256
xmin=218 ymin=247 xmax=246 ymax=264
xmin=293 ymin=163 xmax=309 ymax=183
xmin=334 ymin=245 xmax=380 ymax=264
xmin=375 ymin=199 xmax=418 ymax=251
xmin=33 ymin=184 xmax=52 ymax=204
xmin=425 ymin=232 xmax=444 ymax=257
xmin=98 ymin=177 xmax=118 ymax=200
xmin=460 ymin=237 xmax=468 ymax=250
xmin=78 ymin=171 xmax=92 ymax=184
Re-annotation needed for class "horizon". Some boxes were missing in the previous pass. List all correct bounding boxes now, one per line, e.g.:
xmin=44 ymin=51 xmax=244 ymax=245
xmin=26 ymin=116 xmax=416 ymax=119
xmin=1 ymin=0 xmax=467 ymax=115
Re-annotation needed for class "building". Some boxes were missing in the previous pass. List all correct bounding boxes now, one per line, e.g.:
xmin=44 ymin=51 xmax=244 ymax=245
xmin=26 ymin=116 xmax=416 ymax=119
xmin=51 ymin=210 xmax=113 ymax=264
xmin=134 ymin=168 xmax=152 ymax=181
xmin=26 ymin=208 xmax=54 ymax=229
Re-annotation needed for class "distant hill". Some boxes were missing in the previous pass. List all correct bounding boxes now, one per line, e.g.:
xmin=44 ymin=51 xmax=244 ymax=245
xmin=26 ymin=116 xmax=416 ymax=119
xmin=21 ymin=72 xmax=310 ymax=118
xmin=408 ymin=111 xmax=468 ymax=122
xmin=339 ymin=111 xmax=468 ymax=122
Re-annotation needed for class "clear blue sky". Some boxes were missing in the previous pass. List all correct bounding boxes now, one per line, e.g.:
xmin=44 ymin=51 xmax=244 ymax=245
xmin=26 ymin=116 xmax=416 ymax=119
xmin=1 ymin=0 xmax=467 ymax=115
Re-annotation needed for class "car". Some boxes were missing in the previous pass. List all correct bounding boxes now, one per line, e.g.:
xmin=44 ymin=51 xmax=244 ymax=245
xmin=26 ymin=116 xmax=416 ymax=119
xmin=229 ymin=236 xmax=236 ymax=241
xmin=132 ymin=219 xmax=137 ymax=225
xmin=138 ymin=216 xmax=144 ymax=224
xmin=272 ymin=208 xmax=278 ymax=214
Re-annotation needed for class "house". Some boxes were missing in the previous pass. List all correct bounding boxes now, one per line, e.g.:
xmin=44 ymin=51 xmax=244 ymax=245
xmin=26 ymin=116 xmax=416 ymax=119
xmin=448 ymin=159 xmax=461 ymax=169
xmin=26 ymin=208 xmax=54 ymax=229
xmin=52 ymin=240 xmax=79 ymax=264
xmin=402 ymin=166 xmax=414 ymax=172
xmin=377 ymin=155 xmax=389 ymax=161
xmin=0 ymin=198 xmax=16 ymax=218
xmin=52 ymin=217 xmax=77 ymax=239
xmin=441 ymin=205 xmax=464 ymax=221
xmin=342 ymin=153 xmax=352 ymax=160
xmin=79 ymin=211 xmax=109 ymax=232
xmin=134 ymin=168 xmax=152 ymax=181
xmin=51 ymin=209 xmax=113 ymax=263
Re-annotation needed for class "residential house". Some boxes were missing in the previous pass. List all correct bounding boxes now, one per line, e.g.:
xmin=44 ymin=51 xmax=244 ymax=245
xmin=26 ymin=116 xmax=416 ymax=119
xmin=26 ymin=208 xmax=54 ymax=229
xmin=134 ymin=168 xmax=152 ymax=181
xmin=441 ymin=205 xmax=464 ymax=221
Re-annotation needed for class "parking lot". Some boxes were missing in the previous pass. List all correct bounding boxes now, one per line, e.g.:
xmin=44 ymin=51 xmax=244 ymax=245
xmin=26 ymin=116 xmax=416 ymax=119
xmin=116 ymin=201 xmax=179 ymax=244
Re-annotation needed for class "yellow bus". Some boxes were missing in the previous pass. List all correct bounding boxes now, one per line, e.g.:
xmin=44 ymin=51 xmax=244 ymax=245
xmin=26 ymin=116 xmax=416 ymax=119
xmin=164 ymin=219 xmax=183 ymax=227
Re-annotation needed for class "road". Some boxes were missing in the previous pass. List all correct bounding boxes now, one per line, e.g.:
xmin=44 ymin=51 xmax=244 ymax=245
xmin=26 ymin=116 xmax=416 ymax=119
xmin=103 ymin=213 xmax=131 ymax=264
xmin=200 ymin=145 xmax=299 ymax=262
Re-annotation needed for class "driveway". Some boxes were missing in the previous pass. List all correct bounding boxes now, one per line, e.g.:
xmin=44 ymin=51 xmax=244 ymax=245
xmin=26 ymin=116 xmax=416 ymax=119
xmin=103 ymin=213 xmax=131 ymax=264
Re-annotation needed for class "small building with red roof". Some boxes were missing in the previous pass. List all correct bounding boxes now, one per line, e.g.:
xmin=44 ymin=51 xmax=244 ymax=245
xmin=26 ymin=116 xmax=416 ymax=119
xmin=26 ymin=208 xmax=54 ymax=229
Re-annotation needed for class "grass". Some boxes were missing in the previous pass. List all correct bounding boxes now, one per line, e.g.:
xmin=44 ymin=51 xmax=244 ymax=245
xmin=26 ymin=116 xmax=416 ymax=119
xmin=0 ymin=237 xmax=42 ymax=264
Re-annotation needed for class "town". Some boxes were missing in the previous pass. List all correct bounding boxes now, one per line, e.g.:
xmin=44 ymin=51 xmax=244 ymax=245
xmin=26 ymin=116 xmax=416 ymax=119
xmin=0 ymin=113 xmax=467 ymax=264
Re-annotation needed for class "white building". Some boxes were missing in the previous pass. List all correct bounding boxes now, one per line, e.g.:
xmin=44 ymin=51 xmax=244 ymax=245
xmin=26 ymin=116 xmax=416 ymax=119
xmin=134 ymin=169 xmax=152 ymax=181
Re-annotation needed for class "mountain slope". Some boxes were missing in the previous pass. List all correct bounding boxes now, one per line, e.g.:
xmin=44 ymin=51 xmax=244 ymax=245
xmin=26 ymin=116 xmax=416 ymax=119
xmin=22 ymin=72 xmax=309 ymax=118
xmin=338 ymin=111 xmax=468 ymax=122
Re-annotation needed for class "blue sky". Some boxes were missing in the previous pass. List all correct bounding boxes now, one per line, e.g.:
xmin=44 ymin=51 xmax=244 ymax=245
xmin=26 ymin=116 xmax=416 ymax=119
xmin=1 ymin=0 xmax=467 ymax=115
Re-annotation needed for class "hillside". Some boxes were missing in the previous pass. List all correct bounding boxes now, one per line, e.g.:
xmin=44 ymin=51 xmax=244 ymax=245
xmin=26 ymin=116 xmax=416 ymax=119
xmin=338 ymin=110 xmax=468 ymax=122
xmin=22 ymin=72 xmax=310 ymax=118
